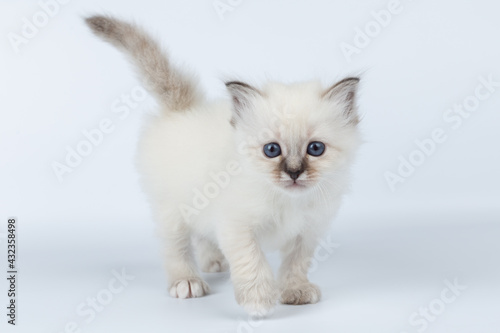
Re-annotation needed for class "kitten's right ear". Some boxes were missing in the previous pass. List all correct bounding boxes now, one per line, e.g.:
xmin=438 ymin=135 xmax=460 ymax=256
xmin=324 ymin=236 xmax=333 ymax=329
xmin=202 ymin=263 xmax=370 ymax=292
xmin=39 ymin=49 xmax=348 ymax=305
xmin=225 ymin=81 xmax=261 ymax=125
xmin=323 ymin=77 xmax=360 ymax=125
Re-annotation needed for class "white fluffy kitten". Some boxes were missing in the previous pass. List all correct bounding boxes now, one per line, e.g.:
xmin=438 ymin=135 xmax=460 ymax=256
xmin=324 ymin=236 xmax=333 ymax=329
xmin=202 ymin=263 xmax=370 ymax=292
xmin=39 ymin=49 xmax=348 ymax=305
xmin=86 ymin=15 xmax=361 ymax=315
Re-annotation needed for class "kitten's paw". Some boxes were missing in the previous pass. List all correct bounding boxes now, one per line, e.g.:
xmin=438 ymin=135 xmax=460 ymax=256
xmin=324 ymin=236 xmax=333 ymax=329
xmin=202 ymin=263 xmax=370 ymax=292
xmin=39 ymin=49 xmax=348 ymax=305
xmin=235 ymin=282 xmax=278 ymax=316
xmin=201 ymin=258 xmax=229 ymax=273
xmin=242 ymin=300 xmax=275 ymax=318
xmin=169 ymin=277 xmax=209 ymax=298
xmin=280 ymin=282 xmax=321 ymax=305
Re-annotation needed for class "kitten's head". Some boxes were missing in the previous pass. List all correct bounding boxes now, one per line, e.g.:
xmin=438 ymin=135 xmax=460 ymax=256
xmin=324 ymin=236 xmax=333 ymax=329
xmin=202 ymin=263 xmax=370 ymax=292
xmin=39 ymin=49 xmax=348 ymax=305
xmin=227 ymin=78 xmax=361 ymax=195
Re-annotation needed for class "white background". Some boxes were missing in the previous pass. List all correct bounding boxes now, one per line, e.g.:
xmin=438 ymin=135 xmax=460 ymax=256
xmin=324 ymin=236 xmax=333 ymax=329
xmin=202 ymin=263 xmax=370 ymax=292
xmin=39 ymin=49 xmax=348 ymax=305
xmin=1 ymin=0 xmax=499 ymax=332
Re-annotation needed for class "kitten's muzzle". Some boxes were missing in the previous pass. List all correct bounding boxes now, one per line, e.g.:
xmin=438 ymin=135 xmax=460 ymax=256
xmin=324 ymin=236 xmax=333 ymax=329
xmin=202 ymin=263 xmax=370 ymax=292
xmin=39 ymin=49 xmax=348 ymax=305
xmin=284 ymin=162 xmax=305 ymax=181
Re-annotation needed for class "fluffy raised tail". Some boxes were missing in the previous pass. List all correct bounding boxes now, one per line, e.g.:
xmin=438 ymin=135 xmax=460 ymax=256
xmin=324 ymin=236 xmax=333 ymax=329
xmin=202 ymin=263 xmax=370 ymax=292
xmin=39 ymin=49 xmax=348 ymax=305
xmin=85 ymin=15 xmax=202 ymax=111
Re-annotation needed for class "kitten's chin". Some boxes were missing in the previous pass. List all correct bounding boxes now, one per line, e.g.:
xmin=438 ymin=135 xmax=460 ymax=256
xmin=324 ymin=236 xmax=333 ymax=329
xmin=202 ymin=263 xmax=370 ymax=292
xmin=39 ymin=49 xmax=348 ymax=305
xmin=280 ymin=180 xmax=311 ymax=194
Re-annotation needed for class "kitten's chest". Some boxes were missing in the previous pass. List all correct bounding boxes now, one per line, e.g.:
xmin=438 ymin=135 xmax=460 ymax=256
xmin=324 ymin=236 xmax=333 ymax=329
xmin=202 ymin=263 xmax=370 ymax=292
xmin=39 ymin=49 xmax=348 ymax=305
xmin=258 ymin=200 xmax=320 ymax=250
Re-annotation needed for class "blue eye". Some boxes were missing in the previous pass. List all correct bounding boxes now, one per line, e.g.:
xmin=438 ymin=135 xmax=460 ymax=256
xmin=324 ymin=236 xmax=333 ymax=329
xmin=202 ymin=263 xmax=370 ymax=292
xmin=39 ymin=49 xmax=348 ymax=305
xmin=263 ymin=143 xmax=281 ymax=158
xmin=307 ymin=141 xmax=325 ymax=156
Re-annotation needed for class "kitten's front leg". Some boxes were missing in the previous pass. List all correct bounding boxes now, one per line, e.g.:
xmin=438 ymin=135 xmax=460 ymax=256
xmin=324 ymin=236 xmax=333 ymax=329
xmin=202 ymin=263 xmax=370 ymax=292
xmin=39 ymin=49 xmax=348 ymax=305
xmin=218 ymin=225 xmax=277 ymax=316
xmin=278 ymin=234 xmax=321 ymax=305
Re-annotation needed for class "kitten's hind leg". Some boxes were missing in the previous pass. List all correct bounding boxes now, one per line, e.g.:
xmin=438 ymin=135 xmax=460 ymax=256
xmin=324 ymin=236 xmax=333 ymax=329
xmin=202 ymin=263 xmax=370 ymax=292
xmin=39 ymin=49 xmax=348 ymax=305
xmin=194 ymin=236 xmax=229 ymax=273
xmin=158 ymin=214 xmax=209 ymax=298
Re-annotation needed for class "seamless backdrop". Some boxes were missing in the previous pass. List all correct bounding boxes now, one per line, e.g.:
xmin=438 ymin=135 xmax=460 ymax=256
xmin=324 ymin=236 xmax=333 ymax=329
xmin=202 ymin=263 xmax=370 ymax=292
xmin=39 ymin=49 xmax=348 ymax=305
xmin=1 ymin=1 xmax=499 ymax=332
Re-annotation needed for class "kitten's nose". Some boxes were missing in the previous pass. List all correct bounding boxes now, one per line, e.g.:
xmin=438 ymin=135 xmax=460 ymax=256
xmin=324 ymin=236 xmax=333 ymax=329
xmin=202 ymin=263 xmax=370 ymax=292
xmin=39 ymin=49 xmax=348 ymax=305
xmin=286 ymin=169 xmax=303 ymax=181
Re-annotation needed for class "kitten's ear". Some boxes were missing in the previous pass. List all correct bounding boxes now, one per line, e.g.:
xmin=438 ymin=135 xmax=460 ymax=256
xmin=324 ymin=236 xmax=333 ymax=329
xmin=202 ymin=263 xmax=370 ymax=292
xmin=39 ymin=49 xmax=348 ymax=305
xmin=225 ymin=81 xmax=261 ymax=125
xmin=323 ymin=77 xmax=360 ymax=125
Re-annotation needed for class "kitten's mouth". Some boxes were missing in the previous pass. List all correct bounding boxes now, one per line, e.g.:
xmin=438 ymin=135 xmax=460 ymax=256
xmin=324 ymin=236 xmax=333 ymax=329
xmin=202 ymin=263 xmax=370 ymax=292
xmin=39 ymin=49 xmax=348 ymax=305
xmin=283 ymin=180 xmax=308 ymax=190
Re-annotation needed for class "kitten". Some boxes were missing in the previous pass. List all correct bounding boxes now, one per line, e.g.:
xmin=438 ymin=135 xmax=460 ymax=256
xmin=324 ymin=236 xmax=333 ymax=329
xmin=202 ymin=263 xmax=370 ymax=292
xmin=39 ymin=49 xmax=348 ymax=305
xmin=86 ymin=15 xmax=361 ymax=316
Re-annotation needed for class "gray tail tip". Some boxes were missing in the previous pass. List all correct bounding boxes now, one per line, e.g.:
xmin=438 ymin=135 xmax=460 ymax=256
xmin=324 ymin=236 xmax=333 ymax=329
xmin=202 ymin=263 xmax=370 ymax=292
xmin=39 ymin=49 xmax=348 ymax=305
xmin=84 ymin=15 xmax=117 ymax=36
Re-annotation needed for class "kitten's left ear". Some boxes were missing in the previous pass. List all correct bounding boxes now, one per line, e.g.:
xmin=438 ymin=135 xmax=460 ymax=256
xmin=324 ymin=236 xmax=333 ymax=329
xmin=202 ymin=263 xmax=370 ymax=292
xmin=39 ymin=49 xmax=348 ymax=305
xmin=225 ymin=81 xmax=262 ymax=125
xmin=323 ymin=77 xmax=360 ymax=125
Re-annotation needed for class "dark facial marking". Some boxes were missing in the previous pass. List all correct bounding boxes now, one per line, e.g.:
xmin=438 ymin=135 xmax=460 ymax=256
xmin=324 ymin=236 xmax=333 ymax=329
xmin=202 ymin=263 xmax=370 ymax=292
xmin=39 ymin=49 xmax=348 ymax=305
xmin=281 ymin=158 xmax=308 ymax=181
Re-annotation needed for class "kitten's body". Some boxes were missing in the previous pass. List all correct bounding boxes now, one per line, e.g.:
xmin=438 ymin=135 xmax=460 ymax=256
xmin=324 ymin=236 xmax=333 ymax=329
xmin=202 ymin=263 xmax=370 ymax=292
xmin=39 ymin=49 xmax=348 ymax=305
xmin=86 ymin=15 xmax=361 ymax=315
